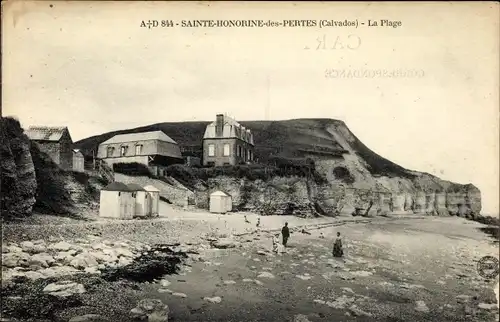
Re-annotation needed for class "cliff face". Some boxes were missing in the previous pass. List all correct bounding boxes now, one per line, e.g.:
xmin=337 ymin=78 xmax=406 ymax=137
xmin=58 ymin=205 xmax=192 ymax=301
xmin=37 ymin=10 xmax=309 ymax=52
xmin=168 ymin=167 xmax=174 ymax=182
xmin=1 ymin=117 xmax=104 ymax=219
xmin=75 ymin=118 xmax=482 ymax=218
xmin=1 ymin=117 xmax=37 ymax=218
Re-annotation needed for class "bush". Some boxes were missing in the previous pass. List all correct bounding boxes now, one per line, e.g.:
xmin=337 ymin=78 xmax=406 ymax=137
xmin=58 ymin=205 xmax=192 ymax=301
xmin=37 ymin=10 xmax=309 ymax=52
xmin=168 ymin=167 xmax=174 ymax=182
xmin=112 ymin=162 xmax=151 ymax=176
xmin=332 ymin=166 xmax=355 ymax=184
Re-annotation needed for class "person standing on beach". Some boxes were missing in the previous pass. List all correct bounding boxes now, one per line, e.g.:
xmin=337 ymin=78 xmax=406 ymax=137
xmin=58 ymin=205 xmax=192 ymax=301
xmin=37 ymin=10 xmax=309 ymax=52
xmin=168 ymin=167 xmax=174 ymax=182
xmin=281 ymin=222 xmax=290 ymax=247
xmin=332 ymin=232 xmax=344 ymax=257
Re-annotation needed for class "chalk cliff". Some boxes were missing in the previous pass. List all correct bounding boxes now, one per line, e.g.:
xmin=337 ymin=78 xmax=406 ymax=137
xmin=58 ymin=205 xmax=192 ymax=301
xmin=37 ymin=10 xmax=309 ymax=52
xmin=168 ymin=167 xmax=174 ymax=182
xmin=75 ymin=118 xmax=482 ymax=218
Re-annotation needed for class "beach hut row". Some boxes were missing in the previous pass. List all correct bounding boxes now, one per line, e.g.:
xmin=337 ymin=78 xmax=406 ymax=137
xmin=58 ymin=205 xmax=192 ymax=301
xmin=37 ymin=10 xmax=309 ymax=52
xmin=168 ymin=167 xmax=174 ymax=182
xmin=99 ymin=182 xmax=160 ymax=220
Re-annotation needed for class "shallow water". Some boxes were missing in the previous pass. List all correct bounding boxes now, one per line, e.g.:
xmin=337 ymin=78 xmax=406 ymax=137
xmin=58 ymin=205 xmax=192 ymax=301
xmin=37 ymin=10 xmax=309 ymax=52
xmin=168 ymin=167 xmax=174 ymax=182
xmin=479 ymin=227 xmax=500 ymax=243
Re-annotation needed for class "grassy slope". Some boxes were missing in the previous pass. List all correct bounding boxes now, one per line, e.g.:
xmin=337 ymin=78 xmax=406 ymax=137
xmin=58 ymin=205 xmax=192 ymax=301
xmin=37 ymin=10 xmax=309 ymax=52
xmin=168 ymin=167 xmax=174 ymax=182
xmin=73 ymin=118 xmax=478 ymax=191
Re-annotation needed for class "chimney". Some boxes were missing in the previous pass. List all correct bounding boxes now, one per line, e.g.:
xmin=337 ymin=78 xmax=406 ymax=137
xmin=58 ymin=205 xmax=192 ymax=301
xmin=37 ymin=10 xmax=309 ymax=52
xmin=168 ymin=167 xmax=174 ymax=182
xmin=215 ymin=114 xmax=224 ymax=137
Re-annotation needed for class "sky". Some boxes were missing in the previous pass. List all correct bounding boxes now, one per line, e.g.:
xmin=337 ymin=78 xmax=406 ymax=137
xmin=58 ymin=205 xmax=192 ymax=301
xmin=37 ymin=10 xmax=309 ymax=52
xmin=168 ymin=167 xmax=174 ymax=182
xmin=2 ymin=2 xmax=499 ymax=215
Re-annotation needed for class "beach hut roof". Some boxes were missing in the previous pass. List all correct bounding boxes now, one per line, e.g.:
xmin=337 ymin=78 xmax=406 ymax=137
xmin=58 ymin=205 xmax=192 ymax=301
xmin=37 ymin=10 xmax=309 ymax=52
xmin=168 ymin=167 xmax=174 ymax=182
xmin=127 ymin=183 xmax=146 ymax=191
xmin=211 ymin=190 xmax=229 ymax=197
xmin=102 ymin=182 xmax=134 ymax=192
xmin=143 ymin=185 xmax=160 ymax=192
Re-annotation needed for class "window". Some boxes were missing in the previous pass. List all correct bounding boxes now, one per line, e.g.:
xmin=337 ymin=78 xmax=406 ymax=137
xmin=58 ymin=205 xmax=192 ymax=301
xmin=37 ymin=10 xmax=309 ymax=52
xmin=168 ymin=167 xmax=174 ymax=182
xmin=106 ymin=147 xmax=114 ymax=157
xmin=223 ymin=144 xmax=230 ymax=156
xmin=249 ymin=150 xmax=252 ymax=161
xmin=135 ymin=144 xmax=143 ymax=155
xmin=208 ymin=144 xmax=215 ymax=157
xmin=120 ymin=145 xmax=128 ymax=156
xmin=238 ymin=146 xmax=242 ymax=157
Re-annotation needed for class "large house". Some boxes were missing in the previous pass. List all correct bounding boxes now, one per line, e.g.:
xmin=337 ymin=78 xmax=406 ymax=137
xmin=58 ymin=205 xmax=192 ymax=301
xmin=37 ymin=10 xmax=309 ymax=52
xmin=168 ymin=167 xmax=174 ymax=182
xmin=97 ymin=130 xmax=183 ymax=176
xmin=202 ymin=114 xmax=255 ymax=166
xmin=25 ymin=126 xmax=73 ymax=171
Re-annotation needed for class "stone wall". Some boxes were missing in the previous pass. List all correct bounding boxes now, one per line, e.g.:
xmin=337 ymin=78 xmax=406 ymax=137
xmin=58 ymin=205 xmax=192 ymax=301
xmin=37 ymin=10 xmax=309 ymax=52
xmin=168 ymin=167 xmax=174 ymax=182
xmin=114 ymin=174 xmax=194 ymax=208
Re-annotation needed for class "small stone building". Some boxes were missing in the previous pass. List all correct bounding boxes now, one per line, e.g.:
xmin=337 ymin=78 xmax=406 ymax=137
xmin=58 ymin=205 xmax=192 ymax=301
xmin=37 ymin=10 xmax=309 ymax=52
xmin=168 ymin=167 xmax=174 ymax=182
xmin=144 ymin=185 xmax=161 ymax=217
xmin=99 ymin=182 xmax=136 ymax=220
xmin=127 ymin=183 xmax=152 ymax=218
xmin=25 ymin=126 xmax=74 ymax=171
xmin=209 ymin=190 xmax=232 ymax=214
xmin=72 ymin=149 xmax=85 ymax=172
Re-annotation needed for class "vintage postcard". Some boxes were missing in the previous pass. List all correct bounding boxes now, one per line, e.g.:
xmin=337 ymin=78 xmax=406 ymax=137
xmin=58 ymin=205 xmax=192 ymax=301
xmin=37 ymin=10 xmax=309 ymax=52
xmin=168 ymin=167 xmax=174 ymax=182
xmin=1 ymin=1 xmax=499 ymax=321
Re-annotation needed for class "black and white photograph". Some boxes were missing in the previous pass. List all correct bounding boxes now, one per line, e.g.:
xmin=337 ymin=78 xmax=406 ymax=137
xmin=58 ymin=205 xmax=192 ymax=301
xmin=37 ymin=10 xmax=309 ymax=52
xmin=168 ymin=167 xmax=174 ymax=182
xmin=1 ymin=1 xmax=499 ymax=321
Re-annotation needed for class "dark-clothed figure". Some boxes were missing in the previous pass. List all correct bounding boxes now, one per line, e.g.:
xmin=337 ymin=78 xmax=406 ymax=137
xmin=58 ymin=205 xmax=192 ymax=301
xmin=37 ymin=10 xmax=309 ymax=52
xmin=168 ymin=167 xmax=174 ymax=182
xmin=281 ymin=222 xmax=290 ymax=247
xmin=333 ymin=232 xmax=344 ymax=257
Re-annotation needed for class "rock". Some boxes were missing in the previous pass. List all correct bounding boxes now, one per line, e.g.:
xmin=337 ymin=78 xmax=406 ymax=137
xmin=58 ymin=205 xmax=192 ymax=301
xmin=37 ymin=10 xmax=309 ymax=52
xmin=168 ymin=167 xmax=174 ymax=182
xmin=242 ymin=278 xmax=253 ymax=282
xmin=223 ymin=280 xmax=236 ymax=285
xmin=456 ymin=295 xmax=471 ymax=303
xmin=30 ymin=253 xmax=55 ymax=268
xmin=313 ymin=299 xmax=326 ymax=305
xmin=158 ymin=289 xmax=173 ymax=294
xmin=84 ymin=266 xmax=101 ymax=274
xmin=49 ymin=241 xmax=72 ymax=251
xmin=211 ymin=238 xmax=238 ymax=249
xmin=70 ymin=252 xmax=99 ymax=269
xmin=415 ymin=300 xmax=429 ymax=313
xmin=351 ymin=271 xmax=373 ymax=277
xmin=257 ymin=272 xmax=275 ymax=279
xmin=160 ymin=279 xmax=171 ymax=287
xmin=254 ymin=280 xmax=264 ymax=286
xmin=20 ymin=241 xmax=46 ymax=254
xmin=478 ymin=303 xmax=498 ymax=310
xmin=326 ymin=296 xmax=356 ymax=309
xmin=24 ymin=271 xmax=45 ymax=280
xmin=342 ymin=287 xmax=355 ymax=294
xmin=43 ymin=280 xmax=86 ymax=297
xmin=69 ymin=314 xmax=106 ymax=322
xmin=339 ymin=273 xmax=355 ymax=281
xmin=203 ymin=296 xmax=222 ymax=304
xmin=293 ymin=314 xmax=311 ymax=322
xmin=349 ymin=305 xmax=373 ymax=317
xmin=2 ymin=252 xmax=31 ymax=268
xmin=172 ymin=292 xmax=187 ymax=298
xmin=296 ymin=275 xmax=312 ymax=281
xmin=39 ymin=265 xmax=78 ymax=278
xmin=131 ymin=299 xmax=169 ymax=322
xmin=252 ymin=258 xmax=261 ymax=262
xmin=114 ymin=247 xmax=134 ymax=258
xmin=256 ymin=250 xmax=267 ymax=256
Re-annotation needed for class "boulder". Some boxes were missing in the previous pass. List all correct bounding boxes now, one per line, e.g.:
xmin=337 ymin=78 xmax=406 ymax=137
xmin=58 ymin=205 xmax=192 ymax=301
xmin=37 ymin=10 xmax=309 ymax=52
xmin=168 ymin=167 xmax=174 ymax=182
xmin=70 ymin=252 xmax=99 ymax=269
xmin=2 ymin=252 xmax=31 ymax=267
xmin=415 ymin=300 xmax=429 ymax=313
xmin=69 ymin=314 xmax=107 ymax=322
xmin=131 ymin=299 xmax=169 ymax=322
xmin=48 ymin=241 xmax=73 ymax=251
xmin=30 ymin=253 xmax=55 ymax=268
xmin=43 ymin=280 xmax=86 ymax=297
xmin=20 ymin=241 xmax=46 ymax=254
xmin=203 ymin=296 xmax=222 ymax=304
xmin=211 ymin=238 xmax=238 ymax=249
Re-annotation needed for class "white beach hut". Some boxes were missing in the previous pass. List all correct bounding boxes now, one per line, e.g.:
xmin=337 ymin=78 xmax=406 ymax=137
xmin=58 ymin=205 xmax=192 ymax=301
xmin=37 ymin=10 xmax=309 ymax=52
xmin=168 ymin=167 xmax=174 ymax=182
xmin=127 ymin=183 xmax=152 ymax=218
xmin=144 ymin=185 xmax=160 ymax=217
xmin=99 ymin=182 xmax=136 ymax=220
xmin=209 ymin=190 xmax=232 ymax=214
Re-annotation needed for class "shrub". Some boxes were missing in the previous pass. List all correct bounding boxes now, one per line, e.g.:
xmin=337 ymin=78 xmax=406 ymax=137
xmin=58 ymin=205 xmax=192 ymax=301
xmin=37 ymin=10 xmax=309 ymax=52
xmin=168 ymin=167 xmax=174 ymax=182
xmin=332 ymin=166 xmax=355 ymax=184
xmin=112 ymin=162 xmax=151 ymax=176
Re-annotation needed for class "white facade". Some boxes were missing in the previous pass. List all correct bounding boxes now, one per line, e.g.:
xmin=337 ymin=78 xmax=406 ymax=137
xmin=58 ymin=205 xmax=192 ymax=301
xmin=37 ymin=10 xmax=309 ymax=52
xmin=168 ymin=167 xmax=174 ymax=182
xmin=209 ymin=190 xmax=232 ymax=214
xmin=144 ymin=185 xmax=161 ymax=217
xmin=99 ymin=182 xmax=136 ymax=220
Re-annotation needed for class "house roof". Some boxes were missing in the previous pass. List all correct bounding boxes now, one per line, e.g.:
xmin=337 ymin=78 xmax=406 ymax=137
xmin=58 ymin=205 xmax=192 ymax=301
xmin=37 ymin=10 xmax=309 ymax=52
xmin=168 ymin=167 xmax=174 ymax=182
xmin=203 ymin=115 xmax=254 ymax=145
xmin=102 ymin=181 xmax=134 ymax=192
xmin=127 ymin=183 xmax=146 ymax=191
xmin=143 ymin=185 xmax=161 ymax=192
xmin=25 ymin=126 xmax=68 ymax=142
xmin=211 ymin=190 xmax=230 ymax=197
xmin=100 ymin=131 xmax=178 ymax=145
